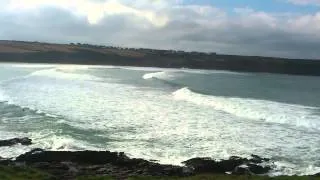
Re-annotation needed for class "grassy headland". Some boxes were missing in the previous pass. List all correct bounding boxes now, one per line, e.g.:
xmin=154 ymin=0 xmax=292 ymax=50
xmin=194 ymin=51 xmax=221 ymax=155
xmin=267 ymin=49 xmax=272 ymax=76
xmin=1 ymin=40 xmax=320 ymax=76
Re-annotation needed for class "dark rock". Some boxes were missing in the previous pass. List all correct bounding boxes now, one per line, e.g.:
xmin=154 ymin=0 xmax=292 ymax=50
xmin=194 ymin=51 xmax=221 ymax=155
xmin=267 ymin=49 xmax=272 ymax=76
xmin=149 ymin=159 xmax=159 ymax=163
xmin=182 ymin=156 xmax=247 ymax=174
xmin=13 ymin=162 xmax=26 ymax=167
xmin=11 ymin=149 xmax=273 ymax=178
xmin=60 ymin=162 xmax=79 ymax=174
xmin=32 ymin=162 xmax=51 ymax=169
xmin=14 ymin=149 xmax=189 ymax=178
xmin=182 ymin=157 xmax=219 ymax=173
xmin=233 ymin=165 xmax=252 ymax=175
xmin=222 ymin=156 xmax=248 ymax=170
xmin=182 ymin=156 xmax=272 ymax=175
xmin=96 ymin=167 xmax=109 ymax=174
xmin=16 ymin=149 xmax=121 ymax=164
xmin=0 ymin=157 xmax=11 ymax=165
xmin=250 ymin=155 xmax=270 ymax=164
xmin=162 ymin=166 xmax=184 ymax=176
xmin=86 ymin=165 xmax=102 ymax=171
xmin=313 ymin=172 xmax=320 ymax=176
xmin=0 ymin=137 xmax=32 ymax=147
xmin=232 ymin=163 xmax=270 ymax=175
xmin=182 ymin=166 xmax=194 ymax=176
xmin=247 ymin=163 xmax=271 ymax=174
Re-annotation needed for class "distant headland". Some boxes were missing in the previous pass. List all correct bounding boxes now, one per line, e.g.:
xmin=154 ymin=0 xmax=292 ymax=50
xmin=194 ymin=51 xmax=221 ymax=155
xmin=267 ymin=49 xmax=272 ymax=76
xmin=1 ymin=40 xmax=320 ymax=76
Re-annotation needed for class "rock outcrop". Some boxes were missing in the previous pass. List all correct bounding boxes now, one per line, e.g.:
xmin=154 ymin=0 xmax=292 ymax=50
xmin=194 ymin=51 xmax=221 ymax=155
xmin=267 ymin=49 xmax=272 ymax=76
xmin=14 ymin=149 xmax=186 ymax=179
xmin=182 ymin=155 xmax=271 ymax=175
xmin=314 ymin=172 xmax=320 ymax=177
xmin=0 ymin=137 xmax=32 ymax=147
xmin=0 ymin=137 xmax=277 ymax=179
xmin=10 ymin=148 xmax=274 ymax=179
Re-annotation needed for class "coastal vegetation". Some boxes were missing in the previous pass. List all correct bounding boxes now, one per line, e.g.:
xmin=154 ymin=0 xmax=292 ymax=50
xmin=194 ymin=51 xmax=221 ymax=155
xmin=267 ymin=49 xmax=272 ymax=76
xmin=1 ymin=40 xmax=320 ymax=76
xmin=0 ymin=166 xmax=319 ymax=180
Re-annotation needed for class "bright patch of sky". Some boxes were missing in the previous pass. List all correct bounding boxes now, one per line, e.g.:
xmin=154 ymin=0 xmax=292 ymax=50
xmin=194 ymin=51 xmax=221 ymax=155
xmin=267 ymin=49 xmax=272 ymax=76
xmin=183 ymin=0 xmax=319 ymax=13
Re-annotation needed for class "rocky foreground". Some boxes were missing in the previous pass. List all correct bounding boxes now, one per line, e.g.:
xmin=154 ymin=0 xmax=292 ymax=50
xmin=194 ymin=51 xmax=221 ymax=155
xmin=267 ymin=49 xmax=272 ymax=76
xmin=0 ymin=138 xmax=319 ymax=180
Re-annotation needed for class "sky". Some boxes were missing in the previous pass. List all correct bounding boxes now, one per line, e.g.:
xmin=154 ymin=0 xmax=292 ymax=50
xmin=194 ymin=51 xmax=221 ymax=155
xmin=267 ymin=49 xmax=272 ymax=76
xmin=0 ymin=0 xmax=319 ymax=59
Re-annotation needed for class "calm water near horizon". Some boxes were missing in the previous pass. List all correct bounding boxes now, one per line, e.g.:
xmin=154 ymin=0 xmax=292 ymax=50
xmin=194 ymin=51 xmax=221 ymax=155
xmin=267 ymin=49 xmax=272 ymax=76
xmin=0 ymin=63 xmax=320 ymax=176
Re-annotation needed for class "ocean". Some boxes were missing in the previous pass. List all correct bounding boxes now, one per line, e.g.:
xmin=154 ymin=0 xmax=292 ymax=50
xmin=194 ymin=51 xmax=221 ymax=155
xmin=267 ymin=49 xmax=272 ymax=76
xmin=0 ymin=63 xmax=320 ymax=176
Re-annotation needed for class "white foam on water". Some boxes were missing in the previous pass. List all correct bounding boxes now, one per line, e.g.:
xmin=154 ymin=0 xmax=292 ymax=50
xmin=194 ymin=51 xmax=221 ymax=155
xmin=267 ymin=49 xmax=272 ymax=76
xmin=35 ymin=135 xmax=95 ymax=151
xmin=0 ymin=132 xmax=100 ymax=158
xmin=0 ymin=130 xmax=32 ymax=158
xmin=9 ymin=64 xmax=55 ymax=68
xmin=142 ymin=69 xmax=243 ymax=82
xmin=29 ymin=68 xmax=102 ymax=81
xmin=0 ymin=145 xmax=32 ymax=158
xmin=173 ymin=87 xmax=320 ymax=130
xmin=0 ymin=75 xmax=31 ymax=86
xmin=122 ymin=66 xmax=179 ymax=72
xmin=56 ymin=65 xmax=89 ymax=71
xmin=271 ymin=161 xmax=320 ymax=176
xmin=143 ymin=71 xmax=174 ymax=80
xmin=0 ymin=89 xmax=5 ymax=102
xmin=122 ymin=66 xmax=240 ymax=75
xmin=1 ymin=64 xmax=320 ymax=176
xmin=207 ymin=70 xmax=247 ymax=75
xmin=301 ymin=166 xmax=320 ymax=176
xmin=181 ymin=68 xmax=245 ymax=75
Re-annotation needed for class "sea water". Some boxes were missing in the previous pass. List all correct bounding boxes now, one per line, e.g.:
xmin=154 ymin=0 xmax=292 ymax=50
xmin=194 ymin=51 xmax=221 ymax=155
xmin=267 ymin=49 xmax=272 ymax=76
xmin=0 ymin=63 xmax=319 ymax=175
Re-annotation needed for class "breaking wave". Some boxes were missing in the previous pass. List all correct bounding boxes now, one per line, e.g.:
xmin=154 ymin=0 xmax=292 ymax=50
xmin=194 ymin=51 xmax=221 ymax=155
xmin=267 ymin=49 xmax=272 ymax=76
xmin=173 ymin=87 xmax=320 ymax=130
xmin=29 ymin=68 xmax=102 ymax=81
xmin=0 ymin=133 xmax=99 ymax=158
xmin=9 ymin=64 xmax=55 ymax=68
xmin=142 ymin=69 xmax=238 ymax=80
xmin=35 ymin=134 xmax=98 ymax=151
xmin=142 ymin=71 xmax=171 ymax=80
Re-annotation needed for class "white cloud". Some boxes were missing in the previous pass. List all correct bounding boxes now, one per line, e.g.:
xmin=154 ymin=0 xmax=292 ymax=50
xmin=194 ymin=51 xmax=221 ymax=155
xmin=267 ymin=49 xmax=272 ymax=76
xmin=287 ymin=0 xmax=320 ymax=5
xmin=6 ymin=0 xmax=170 ymax=26
xmin=288 ymin=12 xmax=320 ymax=33
xmin=0 ymin=0 xmax=320 ymax=59
xmin=233 ymin=8 xmax=278 ymax=28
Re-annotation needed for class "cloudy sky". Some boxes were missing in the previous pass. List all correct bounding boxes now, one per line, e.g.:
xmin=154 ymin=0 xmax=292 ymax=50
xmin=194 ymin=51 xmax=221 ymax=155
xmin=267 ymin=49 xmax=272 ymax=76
xmin=0 ymin=0 xmax=319 ymax=59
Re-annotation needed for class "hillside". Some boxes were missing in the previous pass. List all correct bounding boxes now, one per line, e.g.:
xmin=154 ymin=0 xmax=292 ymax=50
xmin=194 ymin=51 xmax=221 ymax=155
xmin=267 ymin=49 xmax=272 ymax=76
xmin=1 ymin=40 xmax=320 ymax=76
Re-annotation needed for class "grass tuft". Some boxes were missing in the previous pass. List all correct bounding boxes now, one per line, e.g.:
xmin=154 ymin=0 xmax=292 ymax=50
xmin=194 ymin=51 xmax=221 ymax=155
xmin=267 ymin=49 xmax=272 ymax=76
xmin=0 ymin=166 xmax=319 ymax=180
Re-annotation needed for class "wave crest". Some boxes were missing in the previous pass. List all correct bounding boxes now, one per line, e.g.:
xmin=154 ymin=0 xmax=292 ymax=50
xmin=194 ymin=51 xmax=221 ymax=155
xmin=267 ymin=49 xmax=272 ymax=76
xmin=29 ymin=68 xmax=101 ymax=81
xmin=173 ymin=87 xmax=320 ymax=130
xmin=142 ymin=71 xmax=168 ymax=80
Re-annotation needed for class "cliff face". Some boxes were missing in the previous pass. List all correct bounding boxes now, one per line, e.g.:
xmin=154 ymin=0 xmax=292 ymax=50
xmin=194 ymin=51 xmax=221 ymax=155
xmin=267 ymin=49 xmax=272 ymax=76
xmin=1 ymin=40 xmax=320 ymax=76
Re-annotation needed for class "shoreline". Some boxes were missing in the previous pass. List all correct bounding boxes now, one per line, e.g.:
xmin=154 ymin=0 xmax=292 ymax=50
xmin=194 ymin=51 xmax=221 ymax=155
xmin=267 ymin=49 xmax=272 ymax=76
xmin=1 ymin=40 xmax=320 ymax=76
